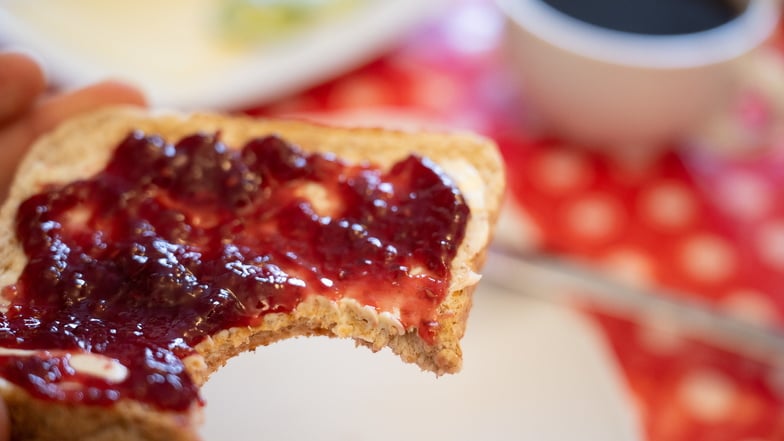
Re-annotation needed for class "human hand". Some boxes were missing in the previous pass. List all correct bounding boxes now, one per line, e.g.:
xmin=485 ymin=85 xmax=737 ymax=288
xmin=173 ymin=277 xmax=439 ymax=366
xmin=0 ymin=51 xmax=146 ymax=202
xmin=0 ymin=51 xmax=146 ymax=440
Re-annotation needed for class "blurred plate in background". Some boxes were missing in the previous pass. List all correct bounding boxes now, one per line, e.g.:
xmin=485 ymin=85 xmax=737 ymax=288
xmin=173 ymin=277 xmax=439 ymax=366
xmin=0 ymin=0 xmax=443 ymax=110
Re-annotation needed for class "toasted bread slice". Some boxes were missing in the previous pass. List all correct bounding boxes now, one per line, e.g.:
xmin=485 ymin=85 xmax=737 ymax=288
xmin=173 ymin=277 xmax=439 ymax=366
xmin=0 ymin=108 xmax=505 ymax=441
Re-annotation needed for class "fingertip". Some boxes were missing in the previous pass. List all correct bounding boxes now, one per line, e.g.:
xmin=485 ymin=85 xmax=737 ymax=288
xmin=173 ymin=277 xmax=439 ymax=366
xmin=86 ymin=80 xmax=148 ymax=108
xmin=0 ymin=51 xmax=46 ymax=123
xmin=33 ymin=79 xmax=147 ymax=134
xmin=0 ymin=51 xmax=47 ymax=90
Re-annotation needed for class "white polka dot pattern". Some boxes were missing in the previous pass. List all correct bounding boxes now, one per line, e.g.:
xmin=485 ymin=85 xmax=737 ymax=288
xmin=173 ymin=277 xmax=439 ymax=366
xmin=532 ymin=150 xmax=593 ymax=194
xmin=716 ymin=172 xmax=773 ymax=220
xmin=328 ymin=75 xmax=391 ymax=108
xmin=637 ymin=316 xmax=683 ymax=355
xmin=755 ymin=222 xmax=784 ymax=271
xmin=678 ymin=370 xmax=738 ymax=422
xmin=639 ymin=182 xmax=696 ymax=230
xmin=720 ymin=290 xmax=779 ymax=326
xmin=679 ymin=235 xmax=737 ymax=284
xmin=601 ymin=248 xmax=654 ymax=287
xmin=566 ymin=194 xmax=623 ymax=241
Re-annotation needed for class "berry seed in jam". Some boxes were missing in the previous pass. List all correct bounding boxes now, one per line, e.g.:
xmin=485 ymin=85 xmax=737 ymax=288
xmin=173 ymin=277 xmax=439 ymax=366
xmin=0 ymin=131 xmax=470 ymax=411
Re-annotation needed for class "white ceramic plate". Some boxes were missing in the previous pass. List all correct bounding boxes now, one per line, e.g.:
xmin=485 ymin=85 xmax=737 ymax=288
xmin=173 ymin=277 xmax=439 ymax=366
xmin=200 ymin=284 xmax=642 ymax=441
xmin=0 ymin=0 xmax=444 ymax=110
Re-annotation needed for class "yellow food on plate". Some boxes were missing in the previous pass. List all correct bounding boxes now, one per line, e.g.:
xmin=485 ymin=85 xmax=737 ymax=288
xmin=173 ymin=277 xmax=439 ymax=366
xmin=218 ymin=0 xmax=366 ymax=45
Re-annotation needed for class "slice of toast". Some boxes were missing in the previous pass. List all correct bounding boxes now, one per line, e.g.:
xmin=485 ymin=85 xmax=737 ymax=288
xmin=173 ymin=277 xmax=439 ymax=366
xmin=0 ymin=108 xmax=505 ymax=441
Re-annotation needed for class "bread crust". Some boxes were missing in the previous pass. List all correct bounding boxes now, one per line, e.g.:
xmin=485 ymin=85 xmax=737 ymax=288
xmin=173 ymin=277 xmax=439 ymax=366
xmin=0 ymin=108 xmax=505 ymax=440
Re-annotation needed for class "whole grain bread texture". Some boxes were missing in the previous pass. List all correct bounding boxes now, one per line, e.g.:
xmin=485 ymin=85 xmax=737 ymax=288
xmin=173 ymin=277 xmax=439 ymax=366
xmin=0 ymin=108 xmax=505 ymax=441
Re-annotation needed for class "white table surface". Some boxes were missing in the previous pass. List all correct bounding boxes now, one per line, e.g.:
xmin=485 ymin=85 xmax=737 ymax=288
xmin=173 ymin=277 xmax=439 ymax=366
xmin=200 ymin=283 xmax=642 ymax=441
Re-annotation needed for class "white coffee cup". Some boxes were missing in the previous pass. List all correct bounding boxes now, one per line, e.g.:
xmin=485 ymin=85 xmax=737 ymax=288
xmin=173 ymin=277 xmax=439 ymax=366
xmin=495 ymin=0 xmax=780 ymax=149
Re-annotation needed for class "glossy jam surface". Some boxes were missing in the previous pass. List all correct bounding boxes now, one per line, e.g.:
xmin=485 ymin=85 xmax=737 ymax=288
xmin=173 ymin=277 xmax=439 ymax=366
xmin=0 ymin=131 xmax=469 ymax=411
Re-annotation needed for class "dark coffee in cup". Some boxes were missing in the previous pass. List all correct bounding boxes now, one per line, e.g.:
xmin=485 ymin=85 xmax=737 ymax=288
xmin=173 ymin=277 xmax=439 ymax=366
xmin=540 ymin=0 xmax=743 ymax=35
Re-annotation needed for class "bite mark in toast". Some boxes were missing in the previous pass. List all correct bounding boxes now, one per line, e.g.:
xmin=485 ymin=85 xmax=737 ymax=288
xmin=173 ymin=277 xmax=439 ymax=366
xmin=0 ymin=108 xmax=505 ymax=441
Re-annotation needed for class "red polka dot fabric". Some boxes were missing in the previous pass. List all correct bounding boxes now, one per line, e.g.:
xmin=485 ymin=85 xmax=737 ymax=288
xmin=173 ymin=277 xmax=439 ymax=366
xmin=245 ymin=1 xmax=784 ymax=438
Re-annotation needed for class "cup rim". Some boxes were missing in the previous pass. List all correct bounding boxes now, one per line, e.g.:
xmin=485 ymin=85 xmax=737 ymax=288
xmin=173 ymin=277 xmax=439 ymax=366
xmin=496 ymin=0 xmax=781 ymax=69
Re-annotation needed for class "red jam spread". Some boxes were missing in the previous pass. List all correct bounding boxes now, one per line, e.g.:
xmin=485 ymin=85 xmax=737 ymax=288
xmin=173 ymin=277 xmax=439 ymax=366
xmin=0 ymin=131 xmax=470 ymax=411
